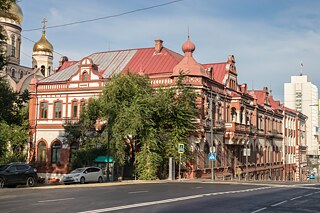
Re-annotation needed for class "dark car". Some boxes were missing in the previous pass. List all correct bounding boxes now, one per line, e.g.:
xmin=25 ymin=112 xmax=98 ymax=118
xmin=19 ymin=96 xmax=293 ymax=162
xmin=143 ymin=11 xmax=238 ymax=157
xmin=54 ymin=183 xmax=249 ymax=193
xmin=0 ymin=162 xmax=38 ymax=188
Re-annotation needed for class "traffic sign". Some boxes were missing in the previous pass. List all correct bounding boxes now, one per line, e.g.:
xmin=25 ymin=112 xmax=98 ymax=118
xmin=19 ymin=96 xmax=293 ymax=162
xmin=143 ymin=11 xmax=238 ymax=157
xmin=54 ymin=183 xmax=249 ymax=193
xmin=208 ymin=152 xmax=216 ymax=161
xmin=178 ymin=144 xmax=184 ymax=154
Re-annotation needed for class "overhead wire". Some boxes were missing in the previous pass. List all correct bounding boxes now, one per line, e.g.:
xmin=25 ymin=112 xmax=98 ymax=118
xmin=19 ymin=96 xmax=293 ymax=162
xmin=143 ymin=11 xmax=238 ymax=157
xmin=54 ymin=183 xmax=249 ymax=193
xmin=23 ymin=0 xmax=184 ymax=32
xmin=21 ymin=35 xmax=68 ymax=59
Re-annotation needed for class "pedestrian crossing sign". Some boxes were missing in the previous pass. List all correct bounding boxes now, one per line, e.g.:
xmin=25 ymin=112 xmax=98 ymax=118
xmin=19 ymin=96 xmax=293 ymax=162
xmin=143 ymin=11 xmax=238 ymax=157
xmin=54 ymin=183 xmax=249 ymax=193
xmin=178 ymin=144 xmax=184 ymax=154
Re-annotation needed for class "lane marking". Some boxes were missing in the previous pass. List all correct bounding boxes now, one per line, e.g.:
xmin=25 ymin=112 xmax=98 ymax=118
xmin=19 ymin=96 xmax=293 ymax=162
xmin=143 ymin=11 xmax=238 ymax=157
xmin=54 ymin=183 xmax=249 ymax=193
xmin=194 ymin=186 xmax=203 ymax=189
xmin=77 ymin=187 xmax=272 ymax=213
xmin=251 ymin=207 xmax=267 ymax=213
xmin=290 ymin=196 xmax=302 ymax=200
xmin=271 ymin=200 xmax=287 ymax=207
xmin=38 ymin=197 xmax=75 ymax=203
xmin=304 ymin=193 xmax=313 ymax=197
xmin=128 ymin=191 xmax=148 ymax=194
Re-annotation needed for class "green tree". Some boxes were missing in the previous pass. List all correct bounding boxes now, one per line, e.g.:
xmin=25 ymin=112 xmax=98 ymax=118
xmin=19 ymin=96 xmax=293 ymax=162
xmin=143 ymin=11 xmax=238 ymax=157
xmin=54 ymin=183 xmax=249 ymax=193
xmin=0 ymin=78 xmax=29 ymax=163
xmin=64 ymin=73 xmax=197 ymax=180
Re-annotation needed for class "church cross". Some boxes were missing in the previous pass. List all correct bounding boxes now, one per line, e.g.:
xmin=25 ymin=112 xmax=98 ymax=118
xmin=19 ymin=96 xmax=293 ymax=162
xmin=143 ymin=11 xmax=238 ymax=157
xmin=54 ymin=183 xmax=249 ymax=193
xmin=42 ymin=18 xmax=47 ymax=32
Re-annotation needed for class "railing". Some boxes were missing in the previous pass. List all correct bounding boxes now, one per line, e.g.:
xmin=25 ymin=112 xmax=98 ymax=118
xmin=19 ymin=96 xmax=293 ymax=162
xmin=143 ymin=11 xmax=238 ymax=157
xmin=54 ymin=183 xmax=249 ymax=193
xmin=62 ymin=117 xmax=80 ymax=126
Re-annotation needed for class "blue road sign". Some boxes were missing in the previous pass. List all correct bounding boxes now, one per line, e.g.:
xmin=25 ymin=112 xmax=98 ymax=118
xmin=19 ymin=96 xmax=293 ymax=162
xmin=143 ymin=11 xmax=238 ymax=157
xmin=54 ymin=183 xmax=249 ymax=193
xmin=208 ymin=152 xmax=216 ymax=161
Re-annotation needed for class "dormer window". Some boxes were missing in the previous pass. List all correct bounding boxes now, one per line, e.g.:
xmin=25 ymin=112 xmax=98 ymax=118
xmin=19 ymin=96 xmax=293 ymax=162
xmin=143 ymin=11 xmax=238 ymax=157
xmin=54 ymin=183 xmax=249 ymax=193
xmin=82 ymin=72 xmax=88 ymax=81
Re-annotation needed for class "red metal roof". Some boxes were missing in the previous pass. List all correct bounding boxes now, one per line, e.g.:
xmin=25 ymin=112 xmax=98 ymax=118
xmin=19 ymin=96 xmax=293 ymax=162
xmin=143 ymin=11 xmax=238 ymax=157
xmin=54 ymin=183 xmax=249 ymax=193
xmin=56 ymin=61 xmax=77 ymax=72
xmin=203 ymin=62 xmax=228 ymax=84
xmin=248 ymin=90 xmax=266 ymax=106
xmin=122 ymin=47 xmax=183 ymax=75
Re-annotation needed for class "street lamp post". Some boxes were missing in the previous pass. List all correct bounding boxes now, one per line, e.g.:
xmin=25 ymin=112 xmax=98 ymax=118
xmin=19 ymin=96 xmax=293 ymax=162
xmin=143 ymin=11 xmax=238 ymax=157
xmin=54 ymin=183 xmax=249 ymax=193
xmin=209 ymin=90 xmax=215 ymax=181
xmin=106 ymin=117 xmax=110 ymax=182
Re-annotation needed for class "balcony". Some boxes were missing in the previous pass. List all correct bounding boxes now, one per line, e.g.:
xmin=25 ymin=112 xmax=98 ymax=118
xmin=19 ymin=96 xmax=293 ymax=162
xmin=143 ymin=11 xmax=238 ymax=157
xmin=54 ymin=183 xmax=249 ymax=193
xmin=225 ymin=122 xmax=251 ymax=134
xmin=62 ymin=117 xmax=80 ymax=126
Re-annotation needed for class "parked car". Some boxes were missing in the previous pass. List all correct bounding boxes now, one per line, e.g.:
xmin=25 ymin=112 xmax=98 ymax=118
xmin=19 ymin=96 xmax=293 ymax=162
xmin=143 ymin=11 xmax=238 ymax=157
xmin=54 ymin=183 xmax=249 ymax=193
xmin=309 ymin=173 xmax=315 ymax=179
xmin=0 ymin=162 xmax=38 ymax=188
xmin=63 ymin=167 xmax=104 ymax=184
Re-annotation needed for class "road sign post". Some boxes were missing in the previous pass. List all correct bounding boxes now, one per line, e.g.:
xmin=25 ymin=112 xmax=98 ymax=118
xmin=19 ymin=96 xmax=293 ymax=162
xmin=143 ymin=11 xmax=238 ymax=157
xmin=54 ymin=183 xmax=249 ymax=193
xmin=208 ymin=152 xmax=216 ymax=181
xmin=178 ymin=144 xmax=184 ymax=180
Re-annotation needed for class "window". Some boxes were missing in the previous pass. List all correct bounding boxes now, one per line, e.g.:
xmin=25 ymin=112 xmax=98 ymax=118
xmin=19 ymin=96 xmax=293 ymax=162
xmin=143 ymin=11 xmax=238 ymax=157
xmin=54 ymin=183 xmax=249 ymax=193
xmin=11 ymin=69 xmax=15 ymax=78
xmin=72 ymin=101 xmax=78 ymax=118
xmin=69 ymin=143 xmax=79 ymax=162
xmin=54 ymin=101 xmax=62 ymax=119
xmin=51 ymin=141 xmax=61 ymax=163
xmin=82 ymin=72 xmax=88 ymax=81
xmin=80 ymin=100 xmax=86 ymax=113
xmin=41 ymin=65 xmax=45 ymax=76
xmin=40 ymin=102 xmax=48 ymax=119
xmin=204 ymin=143 xmax=210 ymax=168
xmin=37 ymin=141 xmax=46 ymax=163
xmin=11 ymin=34 xmax=15 ymax=57
xmin=20 ymin=70 xmax=23 ymax=79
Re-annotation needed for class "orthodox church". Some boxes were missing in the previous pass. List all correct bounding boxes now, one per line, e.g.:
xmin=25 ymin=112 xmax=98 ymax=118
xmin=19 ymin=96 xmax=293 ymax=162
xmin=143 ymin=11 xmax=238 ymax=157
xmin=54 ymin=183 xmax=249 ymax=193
xmin=0 ymin=2 xmax=53 ymax=92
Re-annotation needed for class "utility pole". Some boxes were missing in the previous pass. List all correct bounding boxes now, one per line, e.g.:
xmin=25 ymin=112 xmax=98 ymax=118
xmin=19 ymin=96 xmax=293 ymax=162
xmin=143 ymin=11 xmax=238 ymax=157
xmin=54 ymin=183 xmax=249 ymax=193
xmin=245 ymin=143 xmax=248 ymax=181
xmin=209 ymin=90 xmax=215 ymax=181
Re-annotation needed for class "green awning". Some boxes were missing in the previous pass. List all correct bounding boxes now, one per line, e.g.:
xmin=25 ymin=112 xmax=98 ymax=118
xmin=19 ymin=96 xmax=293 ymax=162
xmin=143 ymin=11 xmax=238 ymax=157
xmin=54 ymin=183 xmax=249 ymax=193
xmin=95 ymin=155 xmax=113 ymax=163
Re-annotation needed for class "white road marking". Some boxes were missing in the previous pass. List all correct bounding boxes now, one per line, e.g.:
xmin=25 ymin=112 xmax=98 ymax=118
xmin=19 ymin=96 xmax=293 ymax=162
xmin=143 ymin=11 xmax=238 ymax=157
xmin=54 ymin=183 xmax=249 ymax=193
xmin=38 ymin=197 xmax=75 ymax=203
xmin=251 ymin=207 xmax=267 ymax=213
xmin=271 ymin=200 xmax=287 ymax=207
xmin=77 ymin=187 xmax=272 ymax=213
xmin=128 ymin=191 xmax=148 ymax=194
xmin=194 ymin=186 xmax=203 ymax=189
xmin=290 ymin=196 xmax=302 ymax=200
xmin=315 ymin=191 xmax=320 ymax=194
xmin=304 ymin=193 xmax=313 ymax=197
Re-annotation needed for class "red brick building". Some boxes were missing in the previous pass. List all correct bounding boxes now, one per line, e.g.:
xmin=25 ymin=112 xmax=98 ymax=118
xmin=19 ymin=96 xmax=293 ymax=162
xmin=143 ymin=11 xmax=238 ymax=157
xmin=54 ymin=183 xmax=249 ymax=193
xmin=28 ymin=37 xmax=307 ymax=181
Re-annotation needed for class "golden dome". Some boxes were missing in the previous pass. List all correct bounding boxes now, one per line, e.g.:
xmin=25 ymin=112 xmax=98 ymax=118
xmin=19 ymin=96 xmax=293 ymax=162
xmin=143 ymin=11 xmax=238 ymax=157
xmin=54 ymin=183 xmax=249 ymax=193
xmin=0 ymin=2 xmax=23 ymax=24
xmin=33 ymin=32 xmax=53 ymax=53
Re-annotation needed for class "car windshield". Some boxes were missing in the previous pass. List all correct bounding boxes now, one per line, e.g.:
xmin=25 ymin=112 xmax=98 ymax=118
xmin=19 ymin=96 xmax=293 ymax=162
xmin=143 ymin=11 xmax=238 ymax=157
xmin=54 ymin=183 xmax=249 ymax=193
xmin=70 ymin=168 xmax=86 ymax=174
xmin=0 ymin=165 xmax=9 ymax=171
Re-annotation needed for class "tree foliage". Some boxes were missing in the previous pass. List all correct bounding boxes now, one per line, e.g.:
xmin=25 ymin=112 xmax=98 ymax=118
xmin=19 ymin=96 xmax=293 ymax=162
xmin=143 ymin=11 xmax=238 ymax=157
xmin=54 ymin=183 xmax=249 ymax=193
xmin=64 ymin=73 xmax=197 ymax=180
xmin=0 ymin=78 xmax=29 ymax=163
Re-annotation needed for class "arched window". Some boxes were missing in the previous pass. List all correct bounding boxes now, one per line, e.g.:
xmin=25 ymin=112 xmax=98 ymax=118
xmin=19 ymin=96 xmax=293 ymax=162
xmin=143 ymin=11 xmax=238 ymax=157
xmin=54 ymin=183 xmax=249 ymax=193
xmin=11 ymin=34 xmax=15 ymax=57
xmin=11 ymin=68 xmax=15 ymax=78
xmin=82 ymin=72 xmax=88 ymax=81
xmin=80 ymin=100 xmax=86 ymax=113
xmin=69 ymin=143 xmax=79 ymax=162
xmin=54 ymin=101 xmax=62 ymax=119
xmin=20 ymin=70 xmax=23 ymax=79
xmin=231 ymin=107 xmax=237 ymax=122
xmin=41 ymin=65 xmax=45 ymax=76
xmin=72 ymin=101 xmax=78 ymax=118
xmin=51 ymin=141 xmax=61 ymax=163
xmin=37 ymin=141 xmax=47 ymax=163
xmin=204 ymin=143 xmax=210 ymax=168
xmin=40 ymin=102 xmax=48 ymax=119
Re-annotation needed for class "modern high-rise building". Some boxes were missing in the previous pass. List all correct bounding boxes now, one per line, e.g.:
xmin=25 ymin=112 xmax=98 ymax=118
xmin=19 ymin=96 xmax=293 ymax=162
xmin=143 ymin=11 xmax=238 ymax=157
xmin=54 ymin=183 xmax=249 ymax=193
xmin=284 ymin=75 xmax=319 ymax=159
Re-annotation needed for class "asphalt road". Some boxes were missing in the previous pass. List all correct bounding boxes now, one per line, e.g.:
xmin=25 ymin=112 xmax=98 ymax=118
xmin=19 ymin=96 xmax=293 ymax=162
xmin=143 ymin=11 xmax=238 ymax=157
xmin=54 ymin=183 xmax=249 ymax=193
xmin=0 ymin=181 xmax=319 ymax=213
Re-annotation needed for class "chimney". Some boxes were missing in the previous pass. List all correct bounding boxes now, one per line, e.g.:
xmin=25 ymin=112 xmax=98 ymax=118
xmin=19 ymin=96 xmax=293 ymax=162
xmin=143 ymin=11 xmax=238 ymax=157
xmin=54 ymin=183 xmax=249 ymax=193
xmin=154 ymin=39 xmax=163 ymax=53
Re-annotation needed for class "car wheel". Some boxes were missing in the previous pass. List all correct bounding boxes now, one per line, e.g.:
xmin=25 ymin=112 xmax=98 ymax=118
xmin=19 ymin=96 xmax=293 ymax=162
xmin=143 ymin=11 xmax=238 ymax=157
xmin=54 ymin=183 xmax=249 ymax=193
xmin=98 ymin=176 xmax=103 ymax=183
xmin=80 ymin=177 xmax=85 ymax=184
xmin=26 ymin=177 xmax=35 ymax=187
xmin=0 ymin=178 xmax=5 ymax=188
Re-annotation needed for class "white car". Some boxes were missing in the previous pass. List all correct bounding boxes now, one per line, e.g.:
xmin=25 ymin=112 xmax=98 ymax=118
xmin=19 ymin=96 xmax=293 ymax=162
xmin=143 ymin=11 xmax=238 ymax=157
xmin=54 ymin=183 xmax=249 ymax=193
xmin=63 ymin=167 xmax=104 ymax=184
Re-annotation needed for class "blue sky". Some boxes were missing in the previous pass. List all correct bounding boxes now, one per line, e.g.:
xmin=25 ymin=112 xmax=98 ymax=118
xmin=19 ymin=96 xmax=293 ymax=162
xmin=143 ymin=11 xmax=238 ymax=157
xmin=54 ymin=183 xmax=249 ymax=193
xmin=18 ymin=0 xmax=320 ymax=102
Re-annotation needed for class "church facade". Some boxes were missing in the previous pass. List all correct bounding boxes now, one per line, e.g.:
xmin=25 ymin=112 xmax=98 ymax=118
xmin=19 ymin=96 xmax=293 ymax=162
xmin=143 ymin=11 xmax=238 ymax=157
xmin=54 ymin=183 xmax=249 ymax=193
xmin=0 ymin=3 xmax=53 ymax=92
